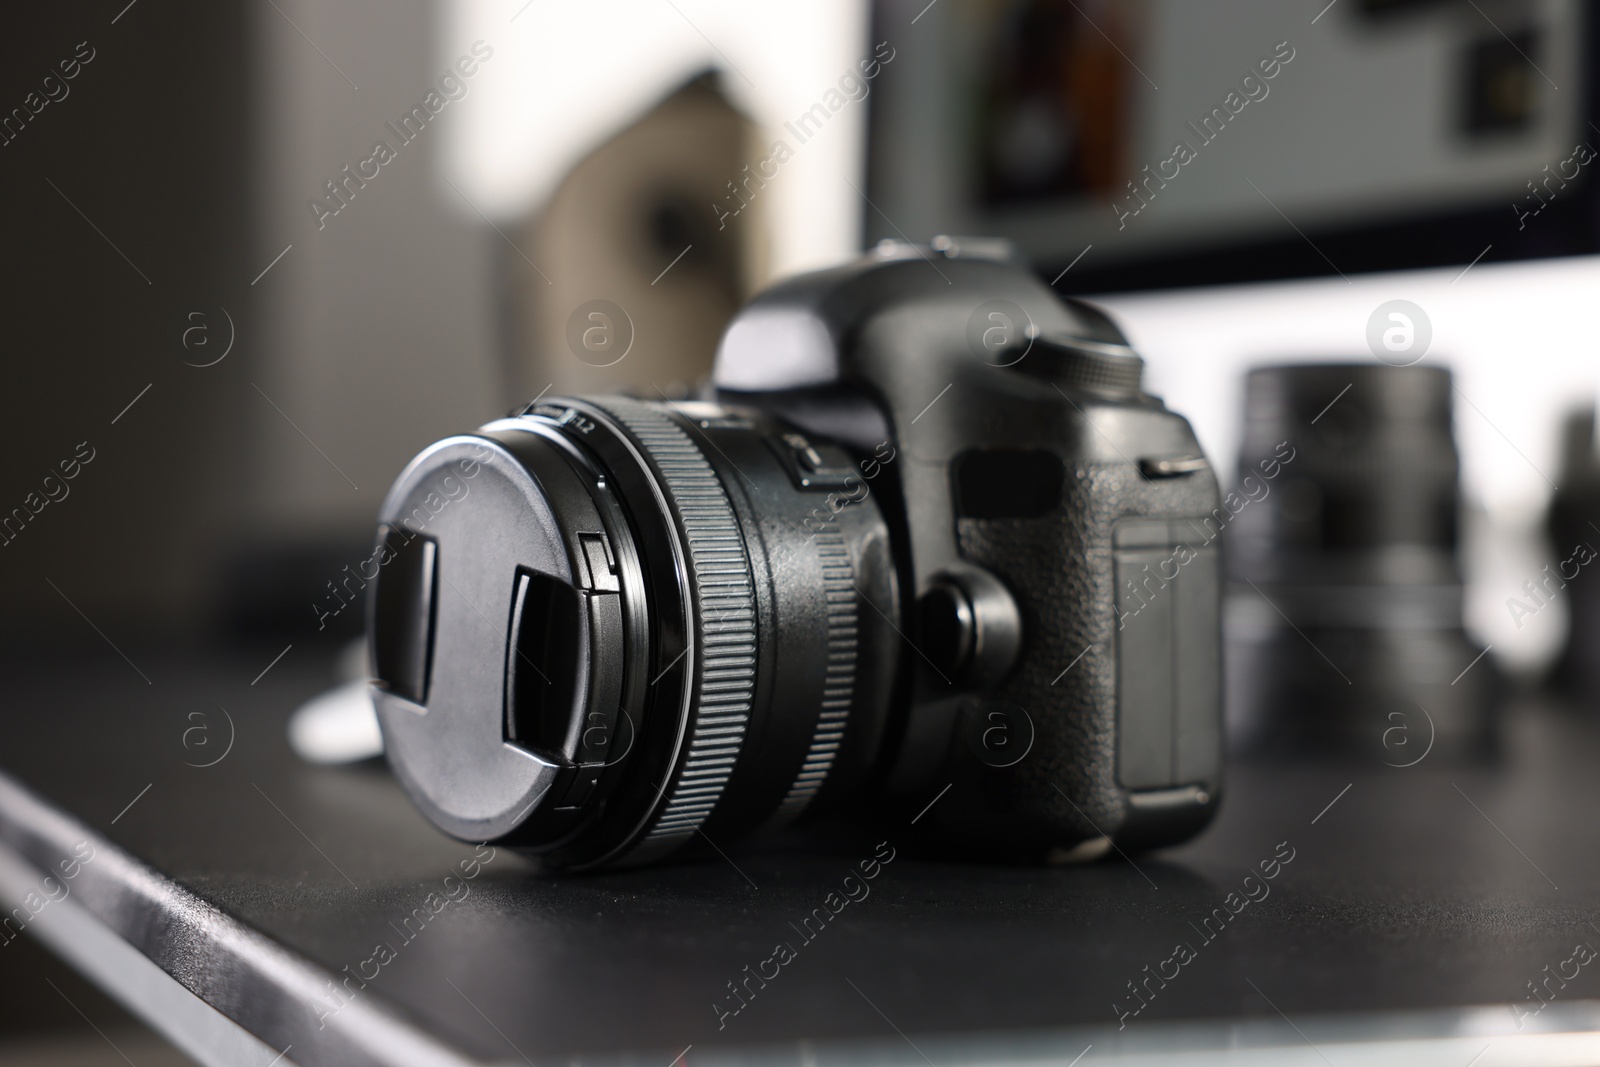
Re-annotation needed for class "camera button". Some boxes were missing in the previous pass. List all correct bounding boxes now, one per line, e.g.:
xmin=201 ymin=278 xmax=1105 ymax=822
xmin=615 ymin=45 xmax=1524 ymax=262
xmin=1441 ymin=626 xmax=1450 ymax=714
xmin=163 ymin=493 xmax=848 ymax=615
xmin=1140 ymin=456 xmax=1209 ymax=479
xmin=919 ymin=580 xmax=976 ymax=676
xmin=918 ymin=567 xmax=1022 ymax=690
xmin=783 ymin=433 xmax=828 ymax=473
xmin=769 ymin=433 xmax=857 ymax=490
xmin=1011 ymin=335 xmax=1144 ymax=397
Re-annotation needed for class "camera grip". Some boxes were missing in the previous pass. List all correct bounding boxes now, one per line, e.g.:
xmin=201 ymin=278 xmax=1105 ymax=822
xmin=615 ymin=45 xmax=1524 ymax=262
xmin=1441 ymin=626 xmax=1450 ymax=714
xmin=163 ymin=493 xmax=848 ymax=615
xmin=941 ymin=459 xmax=1223 ymax=855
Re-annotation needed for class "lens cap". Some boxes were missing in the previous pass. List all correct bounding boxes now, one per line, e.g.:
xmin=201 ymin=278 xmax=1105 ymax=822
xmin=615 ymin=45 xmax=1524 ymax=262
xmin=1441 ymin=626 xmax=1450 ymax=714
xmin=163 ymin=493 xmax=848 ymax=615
xmin=369 ymin=431 xmax=628 ymax=843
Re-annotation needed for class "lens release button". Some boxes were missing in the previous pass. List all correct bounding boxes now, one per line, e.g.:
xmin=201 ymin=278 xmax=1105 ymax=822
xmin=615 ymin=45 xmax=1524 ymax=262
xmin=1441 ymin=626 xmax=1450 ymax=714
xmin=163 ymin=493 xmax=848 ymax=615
xmin=917 ymin=567 xmax=1023 ymax=690
xmin=919 ymin=580 xmax=975 ymax=677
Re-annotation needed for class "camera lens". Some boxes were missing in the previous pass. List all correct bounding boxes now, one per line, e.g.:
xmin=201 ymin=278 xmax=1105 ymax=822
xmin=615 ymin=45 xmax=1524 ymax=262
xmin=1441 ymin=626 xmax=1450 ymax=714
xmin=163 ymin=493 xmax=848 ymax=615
xmin=1548 ymin=406 xmax=1600 ymax=701
xmin=1225 ymin=363 xmax=1498 ymax=761
xmin=368 ymin=397 xmax=900 ymax=870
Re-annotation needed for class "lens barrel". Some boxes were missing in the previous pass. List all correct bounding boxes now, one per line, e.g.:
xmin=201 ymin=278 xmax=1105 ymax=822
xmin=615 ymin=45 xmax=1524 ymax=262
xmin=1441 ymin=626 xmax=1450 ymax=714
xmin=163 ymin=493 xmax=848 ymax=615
xmin=1548 ymin=406 xmax=1600 ymax=701
xmin=368 ymin=397 xmax=898 ymax=870
xmin=1225 ymin=363 xmax=1498 ymax=761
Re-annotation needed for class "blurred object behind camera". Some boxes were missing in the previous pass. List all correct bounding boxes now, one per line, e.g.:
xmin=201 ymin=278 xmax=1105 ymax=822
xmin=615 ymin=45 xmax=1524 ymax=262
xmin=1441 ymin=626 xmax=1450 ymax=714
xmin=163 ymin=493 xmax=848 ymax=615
xmin=1224 ymin=362 xmax=1500 ymax=763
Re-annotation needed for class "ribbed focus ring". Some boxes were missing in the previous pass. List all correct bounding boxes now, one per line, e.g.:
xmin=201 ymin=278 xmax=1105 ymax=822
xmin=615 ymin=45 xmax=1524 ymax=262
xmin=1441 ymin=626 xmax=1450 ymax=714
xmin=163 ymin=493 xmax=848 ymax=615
xmin=593 ymin=399 xmax=757 ymax=852
xmin=774 ymin=529 xmax=859 ymax=819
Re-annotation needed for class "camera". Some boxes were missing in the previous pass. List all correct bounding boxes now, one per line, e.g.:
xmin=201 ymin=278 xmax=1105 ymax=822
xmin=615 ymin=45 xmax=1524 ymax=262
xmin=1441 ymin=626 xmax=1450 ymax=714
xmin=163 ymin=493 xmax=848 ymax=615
xmin=367 ymin=240 xmax=1223 ymax=870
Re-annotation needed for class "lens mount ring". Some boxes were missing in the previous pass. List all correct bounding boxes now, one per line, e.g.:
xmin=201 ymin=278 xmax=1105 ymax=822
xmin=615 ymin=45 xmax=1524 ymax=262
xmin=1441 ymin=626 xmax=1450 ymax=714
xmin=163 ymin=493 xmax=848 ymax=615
xmin=587 ymin=397 xmax=759 ymax=863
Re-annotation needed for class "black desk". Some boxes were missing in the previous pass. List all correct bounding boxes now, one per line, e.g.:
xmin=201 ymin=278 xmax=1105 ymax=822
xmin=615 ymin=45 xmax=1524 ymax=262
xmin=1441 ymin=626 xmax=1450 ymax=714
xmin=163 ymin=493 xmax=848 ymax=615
xmin=3 ymin=647 xmax=1600 ymax=1066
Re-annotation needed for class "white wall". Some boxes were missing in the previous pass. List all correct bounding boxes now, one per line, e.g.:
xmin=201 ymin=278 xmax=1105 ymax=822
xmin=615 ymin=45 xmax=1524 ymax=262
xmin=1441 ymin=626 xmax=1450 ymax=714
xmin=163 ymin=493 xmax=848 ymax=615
xmin=442 ymin=0 xmax=872 ymax=280
xmin=251 ymin=0 xmax=502 ymax=542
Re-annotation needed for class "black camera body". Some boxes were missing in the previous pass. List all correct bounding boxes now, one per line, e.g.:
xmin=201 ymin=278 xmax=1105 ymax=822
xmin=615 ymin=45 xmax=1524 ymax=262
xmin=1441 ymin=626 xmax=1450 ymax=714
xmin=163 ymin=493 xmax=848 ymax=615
xmin=368 ymin=241 xmax=1222 ymax=870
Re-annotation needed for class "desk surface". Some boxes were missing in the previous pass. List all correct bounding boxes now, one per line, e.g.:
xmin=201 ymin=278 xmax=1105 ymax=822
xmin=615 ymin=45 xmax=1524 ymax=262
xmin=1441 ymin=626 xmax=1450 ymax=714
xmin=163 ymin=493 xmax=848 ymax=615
xmin=3 ymin=647 xmax=1600 ymax=1067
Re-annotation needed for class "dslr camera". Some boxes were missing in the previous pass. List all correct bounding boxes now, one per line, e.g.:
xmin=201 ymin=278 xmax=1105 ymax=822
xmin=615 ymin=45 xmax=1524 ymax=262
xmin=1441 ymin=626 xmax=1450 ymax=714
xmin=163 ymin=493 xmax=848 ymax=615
xmin=368 ymin=240 xmax=1223 ymax=871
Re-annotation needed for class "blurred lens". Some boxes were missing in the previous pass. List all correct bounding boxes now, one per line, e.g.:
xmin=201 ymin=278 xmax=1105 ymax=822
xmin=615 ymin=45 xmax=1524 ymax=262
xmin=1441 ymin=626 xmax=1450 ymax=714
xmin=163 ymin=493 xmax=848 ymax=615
xmin=1548 ymin=405 xmax=1600 ymax=701
xmin=1224 ymin=363 xmax=1498 ymax=761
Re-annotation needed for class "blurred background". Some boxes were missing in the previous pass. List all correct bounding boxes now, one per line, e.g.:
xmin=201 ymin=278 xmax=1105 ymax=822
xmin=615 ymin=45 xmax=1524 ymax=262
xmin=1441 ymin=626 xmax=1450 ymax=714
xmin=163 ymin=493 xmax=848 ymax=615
xmin=4 ymin=0 xmax=1598 ymax=661
xmin=0 ymin=0 xmax=872 ymax=654
xmin=2 ymin=0 xmax=1600 ymax=1056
